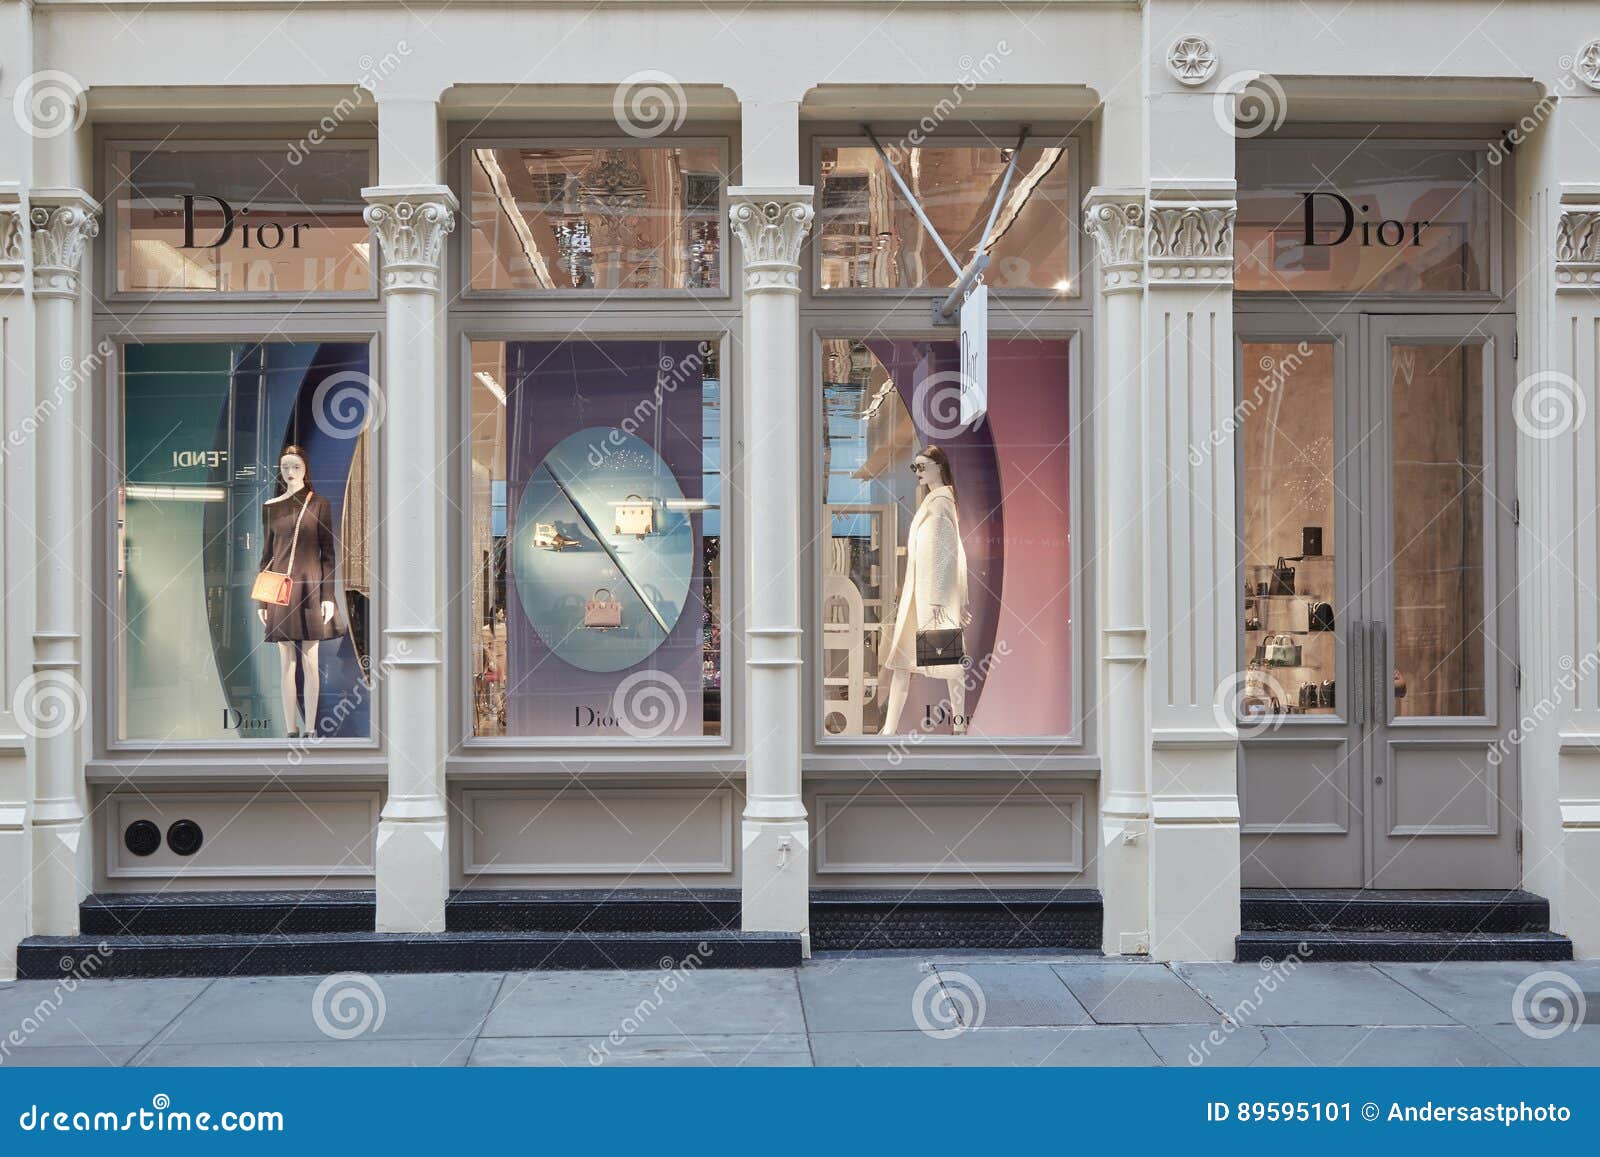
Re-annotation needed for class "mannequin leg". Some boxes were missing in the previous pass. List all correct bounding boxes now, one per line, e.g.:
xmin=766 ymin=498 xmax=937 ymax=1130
xmin=276 ymin=641 xmax=300 ymax=736
xmin=881 ymin=669 xmax=911 ymax=734
xmin=300 ymin=641 xmax=322 ymax=737
xmin=945 ymin=673 xmax=968 ymax=735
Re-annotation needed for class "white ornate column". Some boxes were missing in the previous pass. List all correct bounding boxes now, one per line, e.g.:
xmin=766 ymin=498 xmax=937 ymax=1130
xmin=1085 ymin=189 xmax=1151 ymax=955
xmin=364 ymin=186 xmax=456 ymax=932
xmin=0 ymin=186 xmax=31 ymax=976
xmin=1142 ymin=185 xmax=1242 ymax=960
xmin=1545 ymin=187 xmax=1600 ymax=958
xmin=27 ymin=189 xmax=98 ymax=935
xmin=728 ymin=189 xmax=813 ymax=941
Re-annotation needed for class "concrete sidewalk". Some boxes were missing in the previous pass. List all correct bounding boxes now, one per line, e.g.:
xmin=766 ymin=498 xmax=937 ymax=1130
xmin=1 ymin=955 xmax=1597 ymax=1067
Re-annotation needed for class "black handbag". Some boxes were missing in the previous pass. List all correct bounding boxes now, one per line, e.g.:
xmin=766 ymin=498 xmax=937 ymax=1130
xmin=1307 ymin=601 xmax=1334 ymax=632
xmin=1269 ymin=557 xmax=1296 ymax=596
xmin=916 ymin=628 xmax=964 ymax=667
xmin=916 ymin=610 xmax=964 ymax=667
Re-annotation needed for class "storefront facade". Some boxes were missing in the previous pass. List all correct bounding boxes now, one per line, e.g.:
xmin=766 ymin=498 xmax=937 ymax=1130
xmin=2 ymin=0 xmax=1599 ymax=975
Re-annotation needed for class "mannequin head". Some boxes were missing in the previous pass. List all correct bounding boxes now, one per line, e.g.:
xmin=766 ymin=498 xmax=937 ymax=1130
xmin=910 ymin=444 xmax=956 ymax=502
xmin=276 ymin=446 xmax=313 ymax=495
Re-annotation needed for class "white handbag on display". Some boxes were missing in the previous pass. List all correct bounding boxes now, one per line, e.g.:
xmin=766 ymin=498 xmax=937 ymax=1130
xmin=1264 ymin=634 xmax=1302 ymax=667
xmin=612 ymin=494 xmax=658 ymax=538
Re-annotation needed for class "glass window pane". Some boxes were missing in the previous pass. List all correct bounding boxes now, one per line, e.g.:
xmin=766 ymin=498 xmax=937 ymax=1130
xmin=816 ymin=144 xmax=1072 ymax=291
xmin=112 ymin=145 xmax=372 ymax=295
xmin=471 ymin=340 xmax=722 ymax=738
xmin=1391 ymin=343 xmax=1485 ymax=717
xmin=818 ymin=338 xmax=1071 ymax=738
xmin=468 ymin=145 xmax=723 ymax=291
xmin=119 ymin=341 xmax=375 ymax=740
xmin=1236 ymin=143 xmax=1491 ymax=293
xmin=1239 ymin=341 xmax=1338 ymax=719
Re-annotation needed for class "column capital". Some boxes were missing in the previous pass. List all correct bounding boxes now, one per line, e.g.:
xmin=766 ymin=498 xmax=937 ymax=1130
xmin=28 ymin=188 xmax=100 ymax=299
xmin=1556 ymin=186 xmax=1600 ymax=292
xmin=1083 ymin=188 xmax=1145 ymax=294
xmin=727 ymin=186 xmax=814 ymax=293
xmin=362 ymin=185 xmax=458 ymax=295
xmin=1145 ymin=184 xmax=1236 ymax=288
xmin=0 ymin=185 xmax=24 ymax=294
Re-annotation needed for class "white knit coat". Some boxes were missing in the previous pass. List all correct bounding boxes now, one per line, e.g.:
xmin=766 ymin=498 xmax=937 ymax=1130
xmin=880 ymin=485 xmax=969 ymax=674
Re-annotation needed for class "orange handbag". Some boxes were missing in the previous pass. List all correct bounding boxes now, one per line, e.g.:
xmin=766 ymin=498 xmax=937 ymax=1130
xmin=253 ymin=492 xmax=311 ymax=606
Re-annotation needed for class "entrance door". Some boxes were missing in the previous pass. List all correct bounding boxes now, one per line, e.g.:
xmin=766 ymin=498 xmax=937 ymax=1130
xmin=1237 ymin=314 xmax=1519 ymax=888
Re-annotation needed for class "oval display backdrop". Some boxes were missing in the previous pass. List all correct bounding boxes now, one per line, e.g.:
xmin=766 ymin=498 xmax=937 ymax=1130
xmin=512 ymin=426 xmax=692 ymax=673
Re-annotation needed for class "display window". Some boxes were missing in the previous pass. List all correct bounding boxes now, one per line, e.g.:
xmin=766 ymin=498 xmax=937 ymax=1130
xmin=109 ymin=141 xmax=374 ymax=296
xmin=466 ymin=142 xmax=725 ymax=292
xmin=817 ymin=337 xmax=1072 ymax=740
xmin=117 ymin=340 xmax=376 ymax=742
xmin=468 ymin=339 xmax=723 ymax=740
xmin=814 ymin=141 xmax=1073 ymax=292
xmin=1236 ymin=142 xmax=1493 ymax=294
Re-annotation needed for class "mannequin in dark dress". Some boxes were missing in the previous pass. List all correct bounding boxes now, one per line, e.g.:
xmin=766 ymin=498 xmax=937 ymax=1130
xmin=256 ymin=447 xmax=339 ymax=737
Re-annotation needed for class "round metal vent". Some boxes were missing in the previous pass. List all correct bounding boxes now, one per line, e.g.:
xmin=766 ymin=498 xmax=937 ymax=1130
xmin=166 ymin=819 xmax=204 ymax=857
xmin=123 ymin=820 xmax=161 ymax=857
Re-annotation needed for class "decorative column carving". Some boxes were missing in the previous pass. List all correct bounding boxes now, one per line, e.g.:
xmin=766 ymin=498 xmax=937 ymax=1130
xmin=27 ymin=188 xmax=100 ymax=935
xmin=727 ymin=187 xmax=813 ymax=942
xmin=1140 ymin=185 xmax=1241 ymax=960
xmin=0 ymin=187 xmax=24 ymax=291
xmin=1085 ymin=189 xmax=1150 ymax=955
xmin=363 ymin=184 xmax=457 ymax=933
xmin=1555 ymin=206 xmax=1600 ymax=291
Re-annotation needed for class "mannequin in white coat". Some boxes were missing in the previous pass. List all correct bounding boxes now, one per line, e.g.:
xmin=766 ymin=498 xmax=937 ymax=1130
xmin=879 ymin=446 xmax=971 ymax=734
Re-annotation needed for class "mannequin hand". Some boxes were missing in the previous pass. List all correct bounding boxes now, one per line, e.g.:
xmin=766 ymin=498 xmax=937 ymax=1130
xmin=258 ymin=608 xmax=266 ymax=626
xmin=321 ymin=601 xmax=335 ymax=625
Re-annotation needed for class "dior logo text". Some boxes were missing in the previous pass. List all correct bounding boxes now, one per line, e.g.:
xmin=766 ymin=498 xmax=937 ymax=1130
xmin=575 ymin=705 xmax=623 ymax=728
xmin=222 ymin=708 xmax=270 ymax=732
xmin=924 ymin=705 xmax=971 ymax=728
xmin=180 ymin=195 xmax=312 ymax=250
xmin=1301 ymin=192 xmax=1430 ymax=248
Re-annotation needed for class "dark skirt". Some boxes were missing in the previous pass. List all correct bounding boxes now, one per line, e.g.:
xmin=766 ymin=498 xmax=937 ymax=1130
xmin=262 ymin=578 xmax=341 ymax=642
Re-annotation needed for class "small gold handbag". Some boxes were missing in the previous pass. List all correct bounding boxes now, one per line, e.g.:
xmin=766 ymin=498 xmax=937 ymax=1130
xmin=253 ymin=492 xmax=311 ymax=606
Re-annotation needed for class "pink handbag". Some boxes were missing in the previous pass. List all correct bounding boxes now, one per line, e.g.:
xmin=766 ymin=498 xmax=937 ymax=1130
xmin=584 ymin=588 xmax=622 ymax=630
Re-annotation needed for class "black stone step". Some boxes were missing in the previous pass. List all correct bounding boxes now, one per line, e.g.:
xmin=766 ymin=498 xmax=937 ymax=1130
xmin=1238 ymin=929 xmax=1573 ymax=964
xmin=78 ymin=889 xmax=743 ymax=937
xmin=1241 ymin=888 xmax=1551 ymax=935
xmin=81 ymin=890 xmax=375 ymax=936
xmin=447 ymin=888 xmax=741 ymax=933
xmin=19 ymin=929 xmax=799 ymax=979
xmin=810 ymin=888 xmax=1102 ymax=952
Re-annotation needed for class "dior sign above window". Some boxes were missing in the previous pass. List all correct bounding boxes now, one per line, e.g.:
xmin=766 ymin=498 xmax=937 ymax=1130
xmin=1235 ymin=141 xmax=1493 ymax=293
xmin=110 ymin=141 xmax=375 ymax=296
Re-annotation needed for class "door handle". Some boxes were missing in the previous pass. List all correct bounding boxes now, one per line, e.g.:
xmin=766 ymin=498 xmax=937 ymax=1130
xmin=1351 ymin=619 xmax=1365 ymax=726
xmin=1369 ymin=619 xmax=1387 ymax=726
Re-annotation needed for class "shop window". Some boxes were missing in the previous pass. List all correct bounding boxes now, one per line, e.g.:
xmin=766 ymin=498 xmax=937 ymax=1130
xmin=118 ymin=341 xmax=376 ymax=741
xmin=1236 ymin=142 xmax=1492 ymax=293
xmin=818 ymin=338 xmax=1071 ymax=739
xmin=815 ymin=142 xmax=1073 ymax=291
xmin=467 ymin=144 xmax=724 ymax=291
xmin=110 ymin=142 xmax=373 ymax=295
xmin=469 ymin=340 xmax=723 ymax=739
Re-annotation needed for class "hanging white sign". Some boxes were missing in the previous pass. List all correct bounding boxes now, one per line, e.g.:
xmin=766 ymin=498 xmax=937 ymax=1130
xmin=959 ymin=280 xmax=989 ymax=428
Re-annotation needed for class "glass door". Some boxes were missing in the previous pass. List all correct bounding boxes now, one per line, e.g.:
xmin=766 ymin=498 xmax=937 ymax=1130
xmin=1237 ymin=314 xmax=1519 ymax=889
xmin=1236 ymin=319 xmax=1367 ymax=887
xmin=1362 ymin=315 xmax=1519 ymax=888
